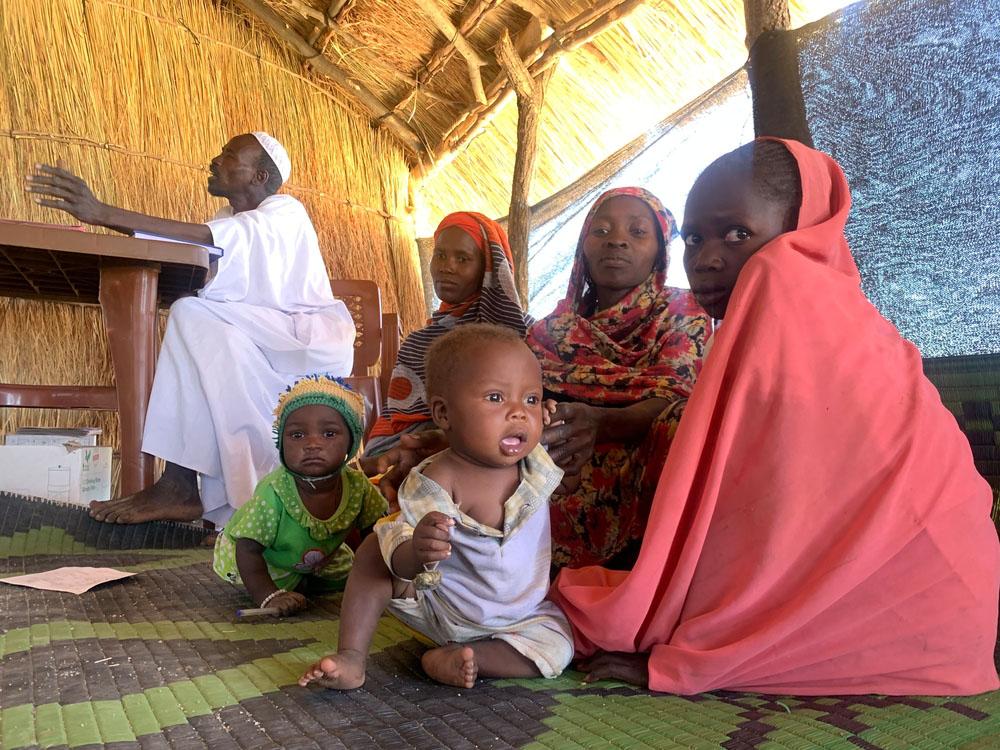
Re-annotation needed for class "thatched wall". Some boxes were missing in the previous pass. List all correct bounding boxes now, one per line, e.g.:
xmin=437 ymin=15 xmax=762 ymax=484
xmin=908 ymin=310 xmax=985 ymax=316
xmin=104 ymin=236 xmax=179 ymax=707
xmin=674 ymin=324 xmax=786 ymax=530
xmin=0 ymin=0 xmax=425 ymax=489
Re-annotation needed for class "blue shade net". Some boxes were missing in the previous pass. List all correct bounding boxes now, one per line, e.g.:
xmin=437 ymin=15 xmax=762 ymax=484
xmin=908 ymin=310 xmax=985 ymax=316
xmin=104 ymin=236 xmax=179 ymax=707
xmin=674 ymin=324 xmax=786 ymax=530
xmin=527 ymin=0 xmax=998 ymax=356
xmin=797 ymin=0 xmax=1000 ymax=356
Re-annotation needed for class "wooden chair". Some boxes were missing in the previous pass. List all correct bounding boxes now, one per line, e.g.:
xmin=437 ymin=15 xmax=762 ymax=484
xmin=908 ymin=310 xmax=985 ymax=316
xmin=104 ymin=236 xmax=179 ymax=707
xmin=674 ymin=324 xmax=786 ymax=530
xmin=330 ymin=279 xmax=401 ymax=439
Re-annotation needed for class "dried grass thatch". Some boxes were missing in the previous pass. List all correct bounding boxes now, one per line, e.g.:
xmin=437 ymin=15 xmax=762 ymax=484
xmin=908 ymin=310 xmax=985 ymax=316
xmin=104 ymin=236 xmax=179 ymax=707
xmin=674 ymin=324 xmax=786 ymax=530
xmin=414 ymin=0 xmax=850 ymax=230
xmin=232 ymin=1 xmax=850 ymax=232
xmin=0 ymin=0 xmax=425 ymax=490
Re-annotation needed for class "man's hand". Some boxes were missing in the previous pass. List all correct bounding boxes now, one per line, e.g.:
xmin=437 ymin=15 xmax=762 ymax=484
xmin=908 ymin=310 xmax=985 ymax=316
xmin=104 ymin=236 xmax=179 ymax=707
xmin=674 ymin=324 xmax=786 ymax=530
xmin=25 ymin=163 xmax=109 ymax=226
xmin=412 ymin=511 xmax=453 ymax=566
xmin=542 ymin=402 xmax=601 ymax=476
xmin=23 ymin=161 xmax=214 ymax=243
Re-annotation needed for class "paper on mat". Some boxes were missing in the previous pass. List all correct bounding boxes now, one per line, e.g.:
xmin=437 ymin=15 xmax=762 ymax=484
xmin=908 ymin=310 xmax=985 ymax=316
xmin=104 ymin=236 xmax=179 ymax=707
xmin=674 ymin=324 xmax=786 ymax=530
xmin=0 ymin=567 xmax=136 ymax=595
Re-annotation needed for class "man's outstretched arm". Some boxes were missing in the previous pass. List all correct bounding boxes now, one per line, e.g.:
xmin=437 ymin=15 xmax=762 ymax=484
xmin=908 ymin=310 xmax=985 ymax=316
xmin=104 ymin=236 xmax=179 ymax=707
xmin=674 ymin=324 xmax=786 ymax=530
xmin=25 ymin=163 xmax=214 ymax=245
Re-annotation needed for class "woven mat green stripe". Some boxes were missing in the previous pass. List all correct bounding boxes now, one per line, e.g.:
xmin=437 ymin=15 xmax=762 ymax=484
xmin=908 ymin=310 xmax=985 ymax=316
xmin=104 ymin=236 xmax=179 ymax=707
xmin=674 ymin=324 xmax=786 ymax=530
xmin=2 ymin=493 xmax=998 ymax=749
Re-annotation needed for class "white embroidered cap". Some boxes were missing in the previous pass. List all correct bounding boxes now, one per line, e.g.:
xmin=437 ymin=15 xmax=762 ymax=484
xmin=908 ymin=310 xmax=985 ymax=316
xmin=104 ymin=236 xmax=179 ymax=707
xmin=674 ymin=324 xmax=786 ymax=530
xmin=251 ymin=131 xmax=291 ymax=184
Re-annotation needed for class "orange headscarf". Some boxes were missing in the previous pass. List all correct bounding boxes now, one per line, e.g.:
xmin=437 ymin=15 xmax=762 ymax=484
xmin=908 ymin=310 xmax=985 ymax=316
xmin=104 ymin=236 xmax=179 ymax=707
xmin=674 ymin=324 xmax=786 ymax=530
xmin=364 ymin=211 xmax=531 ymax=456
xmin=552 ymin=139 xmax=1000 ymax=696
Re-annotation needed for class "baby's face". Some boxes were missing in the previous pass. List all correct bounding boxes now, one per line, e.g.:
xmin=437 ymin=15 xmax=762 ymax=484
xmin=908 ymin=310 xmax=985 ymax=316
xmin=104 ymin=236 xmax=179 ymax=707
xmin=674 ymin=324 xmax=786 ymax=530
xmin=440 ymin=342 xmax=544 ymax=468
xmin=282 ymin=404 xmax=350 ymax=477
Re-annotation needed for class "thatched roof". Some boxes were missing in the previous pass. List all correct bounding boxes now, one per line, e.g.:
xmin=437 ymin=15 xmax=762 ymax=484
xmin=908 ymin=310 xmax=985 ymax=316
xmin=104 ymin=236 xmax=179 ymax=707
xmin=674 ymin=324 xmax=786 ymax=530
xmin=234 ymin=0 xmax=849 ymax=232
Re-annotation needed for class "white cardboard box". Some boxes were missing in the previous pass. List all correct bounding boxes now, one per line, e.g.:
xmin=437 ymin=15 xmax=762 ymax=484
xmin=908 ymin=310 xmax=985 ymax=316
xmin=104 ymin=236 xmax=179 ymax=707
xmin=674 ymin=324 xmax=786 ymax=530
xmin=4 ymin=435 xmax=99 ymax=448
xmin=0 ymin=445 xmax=112 ymax=505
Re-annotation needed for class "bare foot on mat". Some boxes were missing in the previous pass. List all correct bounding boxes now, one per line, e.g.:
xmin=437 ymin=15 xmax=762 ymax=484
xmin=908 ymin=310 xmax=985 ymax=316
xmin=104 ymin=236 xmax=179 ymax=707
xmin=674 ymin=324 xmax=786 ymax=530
xmin=299 ymin=651 xmax=366 ymax=689
xmin=422 ymin=644 xmax=478 ymax=688
xmin=89 ymin=463 xmax=202 ymax=524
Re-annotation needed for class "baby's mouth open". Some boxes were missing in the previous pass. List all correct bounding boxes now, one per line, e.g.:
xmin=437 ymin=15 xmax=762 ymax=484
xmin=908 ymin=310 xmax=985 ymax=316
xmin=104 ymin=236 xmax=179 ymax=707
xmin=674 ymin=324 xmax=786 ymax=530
xmin=499 ymin=433 xmax=527 ymax=456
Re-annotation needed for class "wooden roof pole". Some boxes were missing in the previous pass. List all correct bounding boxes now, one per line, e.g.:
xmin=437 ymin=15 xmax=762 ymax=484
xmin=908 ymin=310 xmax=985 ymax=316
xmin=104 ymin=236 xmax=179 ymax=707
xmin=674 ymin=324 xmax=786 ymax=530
xmin=496 ymin=29 xmax=553 ymax=303
xmin=743 ymin=0 xmax=790 ymax=48
xmin=412 ymin=0 xmax=494 ymax=106
xmin=415 ymin=0 xmax=648 ymax=180
xmin=283 ymin=0 xmax=461 ymax=107
xmin=231 ymin=0 xmax=426 ymax=158
xmin=507 ymin=0 xmax=552 ymax=29
xmin=307 ymin=0 xmax=354 ymax=46
xmin=743 ymin=0 xmax=813 ymax=145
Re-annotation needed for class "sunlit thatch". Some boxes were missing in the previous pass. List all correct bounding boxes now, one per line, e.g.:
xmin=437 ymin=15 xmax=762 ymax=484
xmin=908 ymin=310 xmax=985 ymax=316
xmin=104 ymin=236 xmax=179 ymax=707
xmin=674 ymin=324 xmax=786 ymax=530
xmin=0 ymin=0 xmax=425 ymax=489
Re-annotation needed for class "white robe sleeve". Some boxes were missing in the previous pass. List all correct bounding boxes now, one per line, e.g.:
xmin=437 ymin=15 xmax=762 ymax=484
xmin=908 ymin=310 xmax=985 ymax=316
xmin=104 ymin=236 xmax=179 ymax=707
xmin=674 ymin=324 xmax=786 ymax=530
xmin=201 ymin=194 xmax=336 ymax=312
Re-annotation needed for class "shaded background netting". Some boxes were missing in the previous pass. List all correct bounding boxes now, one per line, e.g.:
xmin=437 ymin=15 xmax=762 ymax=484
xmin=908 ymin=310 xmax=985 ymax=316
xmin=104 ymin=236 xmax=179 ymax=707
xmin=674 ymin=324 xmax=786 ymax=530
xmin=798 ymin=0 xmax=1000 ymax=356
xmin=527 ymin=0 xmax=999 ymax=357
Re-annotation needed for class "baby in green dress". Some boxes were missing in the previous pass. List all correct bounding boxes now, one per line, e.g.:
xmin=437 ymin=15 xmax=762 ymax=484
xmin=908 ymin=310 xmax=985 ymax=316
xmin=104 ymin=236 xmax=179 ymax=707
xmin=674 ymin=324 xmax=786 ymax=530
xmin=213 ymin=375 xmax=388 ymax=615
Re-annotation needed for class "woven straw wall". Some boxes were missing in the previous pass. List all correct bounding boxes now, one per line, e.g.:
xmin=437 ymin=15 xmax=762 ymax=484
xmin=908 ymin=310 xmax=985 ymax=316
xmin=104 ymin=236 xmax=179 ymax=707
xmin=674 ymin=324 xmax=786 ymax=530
xmin=0 ymin=0 xmax=425 ymax=490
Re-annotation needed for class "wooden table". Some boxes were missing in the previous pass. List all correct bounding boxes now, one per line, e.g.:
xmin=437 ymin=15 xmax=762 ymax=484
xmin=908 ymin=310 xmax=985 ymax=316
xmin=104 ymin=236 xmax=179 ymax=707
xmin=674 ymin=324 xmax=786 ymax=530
xmin=0 ymin=222 xmax=210 ymax=496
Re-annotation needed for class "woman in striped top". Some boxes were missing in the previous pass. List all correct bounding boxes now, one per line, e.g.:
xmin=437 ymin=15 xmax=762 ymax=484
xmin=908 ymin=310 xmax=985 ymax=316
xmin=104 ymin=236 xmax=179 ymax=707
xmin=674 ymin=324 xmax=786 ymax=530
xmin=360 ymin=212 xmax=531 ymax=499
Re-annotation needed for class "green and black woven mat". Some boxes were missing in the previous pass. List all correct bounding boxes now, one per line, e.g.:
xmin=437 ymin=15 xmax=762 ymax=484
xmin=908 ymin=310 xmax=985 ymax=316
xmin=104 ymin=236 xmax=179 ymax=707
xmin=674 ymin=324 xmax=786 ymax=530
xmin=2 ymin=492 xmax=998 ymax=749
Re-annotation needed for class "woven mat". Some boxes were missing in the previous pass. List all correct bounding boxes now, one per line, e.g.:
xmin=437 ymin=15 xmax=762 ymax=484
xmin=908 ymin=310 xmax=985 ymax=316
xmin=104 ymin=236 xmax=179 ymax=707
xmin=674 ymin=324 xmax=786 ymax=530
xmin=2 ymin=493 xmax=998 ymax=749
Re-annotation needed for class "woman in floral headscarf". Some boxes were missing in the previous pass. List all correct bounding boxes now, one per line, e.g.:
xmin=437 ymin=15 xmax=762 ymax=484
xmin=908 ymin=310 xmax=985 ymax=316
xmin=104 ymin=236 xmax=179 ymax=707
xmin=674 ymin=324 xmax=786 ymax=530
xmin=527 ymin=188 xmax=711 ymax=569
xmin=360 ymin=211 xmax=531 ymax=497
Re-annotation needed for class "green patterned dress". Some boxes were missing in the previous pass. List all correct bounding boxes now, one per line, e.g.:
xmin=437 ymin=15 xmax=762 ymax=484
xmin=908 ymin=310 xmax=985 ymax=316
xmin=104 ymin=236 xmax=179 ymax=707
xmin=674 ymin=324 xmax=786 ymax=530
xmin=213 ymin=465 xmax=387 ymax=591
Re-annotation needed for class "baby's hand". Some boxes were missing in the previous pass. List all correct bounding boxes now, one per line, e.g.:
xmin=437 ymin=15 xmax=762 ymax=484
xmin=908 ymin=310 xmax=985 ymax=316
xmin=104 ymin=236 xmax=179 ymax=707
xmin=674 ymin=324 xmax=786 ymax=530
xmin=267 ymin=590 xmax=308 ymax=616
xmin=412 ymin=511 xmax=454 ymax=566
xmin=543 ymin=399 xmax=562 ymax=427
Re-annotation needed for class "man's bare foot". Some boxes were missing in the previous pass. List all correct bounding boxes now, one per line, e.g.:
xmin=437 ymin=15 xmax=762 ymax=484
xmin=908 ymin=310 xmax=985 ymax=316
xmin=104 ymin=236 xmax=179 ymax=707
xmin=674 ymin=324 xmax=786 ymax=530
xmin=298 ymin=651 xmax=366 ymax=689
xmin=421 ymin=644 xmax=478 ymax=688
xmin=89 ymin=462 xmax=202 ymax=524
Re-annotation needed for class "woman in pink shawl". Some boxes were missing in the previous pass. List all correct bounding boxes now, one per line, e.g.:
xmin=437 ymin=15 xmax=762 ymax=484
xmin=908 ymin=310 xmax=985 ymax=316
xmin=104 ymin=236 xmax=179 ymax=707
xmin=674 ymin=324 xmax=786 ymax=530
xmin=552 ymin=138 xmax=999 ymax=696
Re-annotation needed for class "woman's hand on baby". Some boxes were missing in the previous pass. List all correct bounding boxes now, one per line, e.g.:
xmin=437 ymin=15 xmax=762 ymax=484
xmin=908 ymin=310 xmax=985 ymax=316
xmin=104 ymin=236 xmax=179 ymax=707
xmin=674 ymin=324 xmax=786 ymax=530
xmin=412 ymin=511 xmax=454 ymax=565
xmin=362 ymin=430 xmax=448 ymax=504
xmin=542 ymin=402 xmax=600 ymax=475
xmin=553 ymin=470 xmax=582 ymax=496
xmin=266 ymin=590 xmax=308 ymax=616
xmin=542 ymin=399 xmax=559 ymax=426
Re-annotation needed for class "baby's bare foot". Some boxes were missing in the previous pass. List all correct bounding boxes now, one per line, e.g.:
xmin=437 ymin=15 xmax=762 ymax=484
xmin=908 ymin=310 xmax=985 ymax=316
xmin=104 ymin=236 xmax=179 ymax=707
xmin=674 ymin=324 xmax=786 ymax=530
xmin=298 ymin=651 xmax=366 ymax=689
xmin=421 ymin=644 xmax=478 ymax=688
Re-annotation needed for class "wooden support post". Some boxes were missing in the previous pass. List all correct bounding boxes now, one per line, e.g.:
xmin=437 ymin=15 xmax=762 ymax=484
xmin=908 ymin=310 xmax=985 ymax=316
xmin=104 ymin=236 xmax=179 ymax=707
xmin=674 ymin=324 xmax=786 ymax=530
xmin=743 ymin=0 xmax=791 ymax=49
xmin=415 ymin=0 xmax=647 ymax=179
xmin=232 ymin=0 xmax=426 ymax=158
xmin=496 ymin=29 xmax=551 ymax=304
xmin=99 ymin=261 xmax=160 ymax=496
xmin=743 ymin=0 xmax=813 ymax=145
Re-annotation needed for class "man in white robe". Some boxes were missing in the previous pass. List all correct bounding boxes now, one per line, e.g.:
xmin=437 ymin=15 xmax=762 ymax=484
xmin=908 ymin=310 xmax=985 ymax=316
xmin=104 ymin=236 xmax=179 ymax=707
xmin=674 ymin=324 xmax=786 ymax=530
xmin=25 ymin=133 xmax=355 ymax=525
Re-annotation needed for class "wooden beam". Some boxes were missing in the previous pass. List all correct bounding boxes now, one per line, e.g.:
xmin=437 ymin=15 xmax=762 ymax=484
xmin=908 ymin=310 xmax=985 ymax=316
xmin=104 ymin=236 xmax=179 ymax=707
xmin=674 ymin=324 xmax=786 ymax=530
xmin=388 ymin=0 xmax=504 ymax=122
xmin=507 ymin=0 xmax=552 ymax=29
xmin=413 ymin=0 xmax=491 ymax=105
xmin=495 ymin=71 xmax=747 ymax=231
xmin=496 ymin=29 xmax=552 ymax=303
xmin=231 ymin=0 xmax=425 ymax=157
xmin=416 ymin=0 xmax=647 ymax=178
xmin=327 ymin=0 xmax=354 ymax=22
xmin=743 ymin=0 xmax=810 ymax=143
xmin=743 ymin=0 xmax=791 ymax=49
xmin=284 ymin=0 xmax=460 ymax=106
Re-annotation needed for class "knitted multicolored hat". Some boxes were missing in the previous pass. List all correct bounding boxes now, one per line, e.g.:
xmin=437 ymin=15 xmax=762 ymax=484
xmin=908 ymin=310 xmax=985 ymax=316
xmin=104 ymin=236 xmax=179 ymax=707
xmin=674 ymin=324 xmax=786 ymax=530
xmin=273 ymin=375 xmax=365 ymax=464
